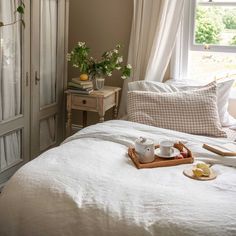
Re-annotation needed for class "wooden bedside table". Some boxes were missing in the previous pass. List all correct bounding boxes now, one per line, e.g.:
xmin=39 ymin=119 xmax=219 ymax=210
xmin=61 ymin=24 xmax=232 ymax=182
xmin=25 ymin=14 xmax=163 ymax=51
xmin=65 ymin=86 xmax=121 ymax=136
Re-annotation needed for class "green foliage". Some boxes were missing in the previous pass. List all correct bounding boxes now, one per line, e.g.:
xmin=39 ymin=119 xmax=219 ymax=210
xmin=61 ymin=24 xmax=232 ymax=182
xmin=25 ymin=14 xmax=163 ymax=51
xmin=223 ymin=9 xmax=236 ymax=29
xmin=230 ymin=35 xmax=236 ymax=45
xmin=67 ymin=42 xmax=132 ymax=79
xmin=195 ymin=7 xmax=223 ymax=44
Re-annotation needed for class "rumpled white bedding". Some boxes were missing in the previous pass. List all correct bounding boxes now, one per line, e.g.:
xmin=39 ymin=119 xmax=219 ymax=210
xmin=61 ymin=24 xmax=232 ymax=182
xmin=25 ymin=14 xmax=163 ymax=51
xmin=0 ymin=120 xmax=236 ymax=236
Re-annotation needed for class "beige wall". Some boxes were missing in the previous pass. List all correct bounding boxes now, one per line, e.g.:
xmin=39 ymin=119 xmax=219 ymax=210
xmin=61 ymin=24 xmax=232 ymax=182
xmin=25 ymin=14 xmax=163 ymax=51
xmin=68 ymin=0 xmax=133 ymax=126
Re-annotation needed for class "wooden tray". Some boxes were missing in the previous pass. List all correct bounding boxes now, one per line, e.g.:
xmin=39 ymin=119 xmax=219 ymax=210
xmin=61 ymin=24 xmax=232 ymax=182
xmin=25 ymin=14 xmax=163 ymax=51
xmin=128 ymin=142 xmax=194 ymax=169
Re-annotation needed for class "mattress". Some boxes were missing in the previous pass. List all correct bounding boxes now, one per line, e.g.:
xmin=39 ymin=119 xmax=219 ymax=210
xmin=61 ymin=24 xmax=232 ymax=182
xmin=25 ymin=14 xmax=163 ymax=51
xmin=0 ymin=120 xmax=235 ymax=236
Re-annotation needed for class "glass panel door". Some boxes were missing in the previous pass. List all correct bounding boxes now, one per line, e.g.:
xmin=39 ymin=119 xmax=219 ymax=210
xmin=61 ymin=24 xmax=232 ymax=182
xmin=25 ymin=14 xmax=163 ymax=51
xmin=0 ymin=0 xmax=30 ymax=185
xmin=31 ymin=0 xmax=66 ymax=158
xmin=40 ymin=0 xmax=58 ymax=107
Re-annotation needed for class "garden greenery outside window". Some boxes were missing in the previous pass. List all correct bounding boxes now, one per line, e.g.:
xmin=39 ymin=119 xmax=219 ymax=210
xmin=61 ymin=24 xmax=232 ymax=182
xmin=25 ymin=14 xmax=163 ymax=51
xmin=172 ymin=0 xmax=236 ymax=90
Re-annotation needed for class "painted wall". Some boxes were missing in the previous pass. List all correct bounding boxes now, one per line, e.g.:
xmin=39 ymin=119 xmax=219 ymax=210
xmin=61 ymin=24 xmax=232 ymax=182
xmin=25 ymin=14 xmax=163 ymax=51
xmin=68 ymin=0 xmax=133 ymax=126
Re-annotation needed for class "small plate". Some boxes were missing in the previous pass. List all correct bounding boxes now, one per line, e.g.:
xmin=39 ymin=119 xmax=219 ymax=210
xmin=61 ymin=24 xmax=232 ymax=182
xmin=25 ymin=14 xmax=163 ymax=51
xmin=155 ymin=147 xmax=180 ymax=158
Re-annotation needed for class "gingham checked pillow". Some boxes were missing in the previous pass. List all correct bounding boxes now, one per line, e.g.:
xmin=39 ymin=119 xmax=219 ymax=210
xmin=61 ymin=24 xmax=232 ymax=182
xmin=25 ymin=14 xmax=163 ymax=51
xmin=127 ymin=83 xmax=227 ymax=137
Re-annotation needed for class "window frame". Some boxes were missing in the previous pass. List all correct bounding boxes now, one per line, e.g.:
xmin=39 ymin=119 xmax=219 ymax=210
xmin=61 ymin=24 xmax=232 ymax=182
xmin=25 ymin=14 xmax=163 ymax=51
xmin=189 ymin=0 xmax=236 ymax=53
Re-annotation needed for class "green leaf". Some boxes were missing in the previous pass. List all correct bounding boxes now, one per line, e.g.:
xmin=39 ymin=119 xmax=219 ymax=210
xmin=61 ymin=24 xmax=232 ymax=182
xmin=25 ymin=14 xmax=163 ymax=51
xmin=17 ymin=5 xmax=24 ymax=14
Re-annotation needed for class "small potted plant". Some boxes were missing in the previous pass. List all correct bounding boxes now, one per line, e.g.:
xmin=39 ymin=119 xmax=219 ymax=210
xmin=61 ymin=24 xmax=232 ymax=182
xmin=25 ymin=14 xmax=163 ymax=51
xmin=67 ymin=42 xmax=132 ymax=89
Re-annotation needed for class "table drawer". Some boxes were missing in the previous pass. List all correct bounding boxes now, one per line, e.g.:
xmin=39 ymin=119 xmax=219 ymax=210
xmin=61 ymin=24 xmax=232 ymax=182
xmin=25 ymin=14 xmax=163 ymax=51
xmin=72 ymin=95 xmax=97 ymax=109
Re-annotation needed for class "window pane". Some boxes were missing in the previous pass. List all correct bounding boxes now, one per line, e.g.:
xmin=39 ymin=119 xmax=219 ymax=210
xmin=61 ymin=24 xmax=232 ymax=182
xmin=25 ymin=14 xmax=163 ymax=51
xmin=188 ymin=50 xmax=236 ymax=82
xmin=0 ymin=0 xmax=22 ymax=121
xmin=0 ymin=130 xmax=22 ymax=172
xmin=40 ymin=0 xmax=58 ymax=107
xmin=198 ymin=0 xmax=236 ymax=3
xmin=40 ymin=115 xmax=56 ymax=151
xmin=194 ymin=5 xmax=236 ymax=46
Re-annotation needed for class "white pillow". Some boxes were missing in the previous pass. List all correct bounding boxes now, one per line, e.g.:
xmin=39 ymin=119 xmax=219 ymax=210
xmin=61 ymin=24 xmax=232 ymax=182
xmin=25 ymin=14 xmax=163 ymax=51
xmin=127 ymin=83 xmax=226 ymax=137
xmin=165 ymin=78 xmax=236 ymax=127
xmin=128 ymin=81 xmax=179 ymax=93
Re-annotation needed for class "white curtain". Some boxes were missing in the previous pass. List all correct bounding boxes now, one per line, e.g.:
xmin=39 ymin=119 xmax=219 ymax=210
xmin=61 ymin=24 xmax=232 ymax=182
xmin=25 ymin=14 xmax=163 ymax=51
xmin=119 ymin=0 xmax=185 ymax=117
xmin=170 ymin=0 xmax=190 ymax=81
xmin=39 ymin=0 xmax=57 ymax=151
xmin=0 ymin=0 xmax=22 ymax=170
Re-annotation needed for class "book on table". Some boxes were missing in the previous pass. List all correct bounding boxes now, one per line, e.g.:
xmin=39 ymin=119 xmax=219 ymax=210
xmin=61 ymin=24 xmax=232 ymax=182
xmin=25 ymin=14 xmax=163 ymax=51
xmin=67 ymin=88 xmax=94 ymax=95
xmin=68 ymin=81 xmax=93 ymax=89
xmin=71 ymin=78 xmax=93 ymax=86
xmin=202 ymin=143 xmax=236 ymax=156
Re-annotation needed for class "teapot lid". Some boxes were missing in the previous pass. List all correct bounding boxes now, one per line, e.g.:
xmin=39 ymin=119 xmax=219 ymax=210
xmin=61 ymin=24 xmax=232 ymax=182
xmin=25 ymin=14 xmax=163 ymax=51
xmin=135 ymin=137 xmax=153 ymax=146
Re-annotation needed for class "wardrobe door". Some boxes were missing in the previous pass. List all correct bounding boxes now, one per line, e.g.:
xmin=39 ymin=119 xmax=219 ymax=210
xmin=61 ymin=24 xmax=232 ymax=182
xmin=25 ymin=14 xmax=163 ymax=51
xmin=31 ymin=0 xmax=67 ymax=158
xmin=0 ymin=0 xmax=30 ymax=185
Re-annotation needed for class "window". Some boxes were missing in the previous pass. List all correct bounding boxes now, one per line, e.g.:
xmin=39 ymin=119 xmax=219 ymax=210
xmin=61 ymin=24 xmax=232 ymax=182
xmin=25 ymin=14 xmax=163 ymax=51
xmin=179 ymin=0 xmax=236 ymax=85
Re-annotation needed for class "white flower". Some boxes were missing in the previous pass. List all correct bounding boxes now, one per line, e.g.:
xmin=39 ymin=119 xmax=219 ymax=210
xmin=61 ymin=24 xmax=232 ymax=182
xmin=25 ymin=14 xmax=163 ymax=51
xmin=107 ymin=72 xmax=112 ymax=77
xmin=117 ymin=56 xmax=123 ymax=63
xmin=77 ymin=42 xmax=85 ymax=47
xmin=66 ymin=53 xmax=71 ymax=61
xmin=113 ymin=49 xmax=118 ymax=54
xmin=73 ymin=64 xmax=79 ymax=68
xmin=107 ymin=52 xmax=112 ymax=58
xmin=127 ymin=64 xmax=132 ymax=69
xmin=121 ymin=75 xmax=127 ymax=79
xmin=116 ymin=66 xmax=121 ymax=70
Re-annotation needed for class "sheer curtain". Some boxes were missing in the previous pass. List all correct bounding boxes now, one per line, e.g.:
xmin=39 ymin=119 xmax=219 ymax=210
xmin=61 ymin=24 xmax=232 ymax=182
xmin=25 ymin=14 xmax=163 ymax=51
xmin=170 ymin=0 xmax=190 ymax=81
xmin=0 ymin=0 xmax=22 ymax=170
xmin=119 ymin=0 xmax=185 ymax=117
xmin=39 ymin=0 xmax=57 ymax=150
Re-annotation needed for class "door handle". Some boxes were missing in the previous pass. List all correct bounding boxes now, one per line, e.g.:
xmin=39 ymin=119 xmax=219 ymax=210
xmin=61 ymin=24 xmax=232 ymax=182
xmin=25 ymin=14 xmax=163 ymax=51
xmin=35 ymin=71 xmax=40 ymax=85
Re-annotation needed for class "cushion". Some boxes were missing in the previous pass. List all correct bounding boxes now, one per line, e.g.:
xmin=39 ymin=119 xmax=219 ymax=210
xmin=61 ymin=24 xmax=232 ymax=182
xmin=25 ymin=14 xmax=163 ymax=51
xmin=127 ymin=83 xmax=227 ymax=137
xmin=165 ymin=78 xmax=236 ymax=127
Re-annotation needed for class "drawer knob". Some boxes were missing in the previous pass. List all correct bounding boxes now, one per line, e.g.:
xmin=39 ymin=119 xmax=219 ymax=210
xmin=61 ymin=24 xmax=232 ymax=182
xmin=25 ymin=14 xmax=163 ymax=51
xmin=82 ymin=99 xmax=87 ymax=104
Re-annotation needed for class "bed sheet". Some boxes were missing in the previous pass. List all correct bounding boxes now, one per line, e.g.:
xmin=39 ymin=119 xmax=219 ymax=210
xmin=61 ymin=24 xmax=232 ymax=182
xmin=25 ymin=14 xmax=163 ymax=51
xmin=0 ymin=120 xmax=235 ymax=236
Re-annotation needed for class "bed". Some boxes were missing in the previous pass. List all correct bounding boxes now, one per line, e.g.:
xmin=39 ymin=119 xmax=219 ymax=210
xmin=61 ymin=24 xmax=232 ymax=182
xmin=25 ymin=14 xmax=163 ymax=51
xmin=0 ymin=120 xmax=236 ymax=236
xmin=1 ymin=79 xmax=236 ymax=236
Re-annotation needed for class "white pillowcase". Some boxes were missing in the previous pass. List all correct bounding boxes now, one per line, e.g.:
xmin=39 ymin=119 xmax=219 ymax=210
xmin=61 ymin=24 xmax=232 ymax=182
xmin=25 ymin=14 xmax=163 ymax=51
xmin=128 ymin=80 xmax=180 ymax=93
xmin=165 ymin=78 xmax=236 ymax=128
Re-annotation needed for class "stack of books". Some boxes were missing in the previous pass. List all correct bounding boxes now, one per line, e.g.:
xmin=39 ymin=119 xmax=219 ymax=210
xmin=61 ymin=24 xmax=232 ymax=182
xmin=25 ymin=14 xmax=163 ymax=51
xmin=68 ymin=78 xmax=94 ymax=94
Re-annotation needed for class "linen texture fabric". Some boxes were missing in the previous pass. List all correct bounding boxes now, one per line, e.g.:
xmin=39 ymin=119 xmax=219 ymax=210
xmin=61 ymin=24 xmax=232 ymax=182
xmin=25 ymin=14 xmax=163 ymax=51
xmin=165 ymin=78 xmax=236 ymax=127
xmin=127 ymin=84 xmax=226 ymax=137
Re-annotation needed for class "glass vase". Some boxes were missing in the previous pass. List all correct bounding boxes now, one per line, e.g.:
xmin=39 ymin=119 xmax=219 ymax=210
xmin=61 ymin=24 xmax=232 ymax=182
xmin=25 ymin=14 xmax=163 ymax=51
xmin=92 ymin=77 xmax=105 ymax=90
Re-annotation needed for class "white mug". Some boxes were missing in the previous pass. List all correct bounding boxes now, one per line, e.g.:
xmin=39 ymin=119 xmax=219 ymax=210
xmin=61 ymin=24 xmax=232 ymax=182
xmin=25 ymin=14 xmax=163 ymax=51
xmin=159 ymin=139 xmax=174 ymax=156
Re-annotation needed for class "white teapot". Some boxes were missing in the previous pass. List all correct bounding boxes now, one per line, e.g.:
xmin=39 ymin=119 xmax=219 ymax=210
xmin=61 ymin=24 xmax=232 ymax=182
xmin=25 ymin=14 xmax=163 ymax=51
xmin=134 ymin=137 xmax=155 ymax=163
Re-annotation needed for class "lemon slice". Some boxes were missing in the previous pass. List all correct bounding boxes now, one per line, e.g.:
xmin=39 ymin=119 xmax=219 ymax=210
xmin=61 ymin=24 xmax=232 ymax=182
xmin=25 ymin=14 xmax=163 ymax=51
xmin=192 ymin=168 xmax=204 ymax=177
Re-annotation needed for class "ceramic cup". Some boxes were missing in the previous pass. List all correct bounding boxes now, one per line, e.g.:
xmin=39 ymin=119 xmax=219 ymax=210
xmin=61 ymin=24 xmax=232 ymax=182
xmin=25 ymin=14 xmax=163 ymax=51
xmin=159 ymin=139 xmax=174 ymax=156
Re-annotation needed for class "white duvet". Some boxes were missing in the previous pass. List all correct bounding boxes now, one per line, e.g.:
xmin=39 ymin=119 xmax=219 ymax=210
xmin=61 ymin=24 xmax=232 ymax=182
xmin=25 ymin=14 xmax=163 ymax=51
xmin=0 ymin=120 xmax=236 ymax=236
